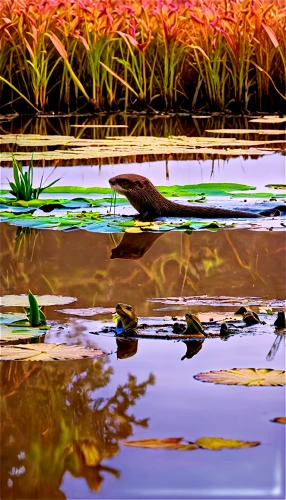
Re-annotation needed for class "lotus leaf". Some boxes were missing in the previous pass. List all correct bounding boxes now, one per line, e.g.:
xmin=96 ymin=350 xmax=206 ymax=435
xmin=195 ymin=437 xmax=260 ymax=450
xmin=194 ymin=368 xmax=285 ymax=386
xmin=0 ymin=343 xmax=105 ymax=361
xmin=271 ymin=417 xmax=286 ymax=424
xmin=0 ymin=295 xmax=76 ymax=307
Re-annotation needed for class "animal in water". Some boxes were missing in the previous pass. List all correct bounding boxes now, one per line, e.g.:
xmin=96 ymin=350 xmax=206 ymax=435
xmin=243 ymin=311 xmax=261 ymax=326
xmin=274 ymin=311 xmax=286 ymax=329
xmin=220 ymin=322 xmax=230 ymax=337
xmin=115 ymin=303 xmax=138 ymax=332
xmin=109 ymin=174 xmax=261 ymax=219
xmin=182 ymin=313 xmax=206 ymax=338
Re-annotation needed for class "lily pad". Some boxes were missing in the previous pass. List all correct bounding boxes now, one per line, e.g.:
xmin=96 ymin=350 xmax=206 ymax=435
xmin=122 ymin=437 xmax=260 ymax=450
xmin=0 ymin=134 xmax=282 ymax=162
xmin=271 ymin=417 xmax=286 ymax=424
xmin=57 ymin=307 xmax=115 ymax=317
xmin=194 ymin=368 xmax=285 ymax=386
xmin=248 ymin=116 xmax=286 ymax=124
xmin=265 ymin=184 xmax=286 ymax=190
xmin=0 ymin=313 xmax=49 ymax=345
xmin=122 ymin=438 xmax=198 ymax=450
xmin=206 ymin=129 xmax=286 ymax=135
xmin=0 ymin=295 xmax=77 ymax=307
xmin=195 ymin=437 xmax=260 ymax=450
xmin=0 ymin=343 xmax=105 ymax=361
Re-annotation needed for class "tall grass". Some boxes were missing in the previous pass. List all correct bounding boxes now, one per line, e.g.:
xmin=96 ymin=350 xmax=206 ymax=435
xmin=0 ymin=0 xmax=285 ymax=113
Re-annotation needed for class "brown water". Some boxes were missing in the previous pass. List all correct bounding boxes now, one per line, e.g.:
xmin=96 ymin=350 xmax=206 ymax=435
xmin=1 ymin=224 xmax=285 ymax=499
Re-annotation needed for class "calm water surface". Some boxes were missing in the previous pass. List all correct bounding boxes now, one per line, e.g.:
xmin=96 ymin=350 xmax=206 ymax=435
xmin=0 ymin=118 xmax=285 ymax=499
xmin=1 ymin=226 xmax=285 ymax=499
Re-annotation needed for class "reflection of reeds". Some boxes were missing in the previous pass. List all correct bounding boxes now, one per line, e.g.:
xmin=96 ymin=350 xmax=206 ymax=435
xmin=1 ymin=0 xmax=285 ymax=113
xmin=1 ymin=225 xmax=285 ymax=311
xmin=0 ymin=358 xmax=154 ymax=497
xmin=0 ymin=115 xmax=285 ymax=168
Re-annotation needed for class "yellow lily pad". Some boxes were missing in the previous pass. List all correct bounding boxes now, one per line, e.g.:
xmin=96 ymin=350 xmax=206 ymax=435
xmin=194 ymin=368 xmax=285 ymax=386
xmin=249 ymin=116 xmax=286 ymax=124
xmin=122 ymin=438 xmax=197 ymax=450
xmin=271 ymin=417 xmax=286 ymax=424
xmin=196 ymin=437 xmax=260 ymax=450
xmin=0 ymin=343 xmax=105 ymax=361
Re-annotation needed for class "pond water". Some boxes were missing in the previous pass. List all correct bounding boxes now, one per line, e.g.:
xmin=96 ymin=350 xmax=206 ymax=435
xmin=0 ymin=117 xmax=285 ymax=499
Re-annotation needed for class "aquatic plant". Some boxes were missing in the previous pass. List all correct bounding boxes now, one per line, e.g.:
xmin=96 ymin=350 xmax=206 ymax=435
xmin=8 ymin=153 xmax=61 ymax=201
xmin=0 ymin=0 xmax=285 ymax=113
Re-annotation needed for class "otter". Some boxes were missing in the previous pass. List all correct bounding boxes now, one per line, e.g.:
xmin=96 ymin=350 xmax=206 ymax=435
xmin=115 ymin=303 xmax=138 ymax=332
xmin=109 ymin=174 xmax=261 ymax=219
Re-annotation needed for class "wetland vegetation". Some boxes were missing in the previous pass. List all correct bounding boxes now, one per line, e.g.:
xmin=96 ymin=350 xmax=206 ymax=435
xmin=0 ymin=0 xmax=286 ymax=498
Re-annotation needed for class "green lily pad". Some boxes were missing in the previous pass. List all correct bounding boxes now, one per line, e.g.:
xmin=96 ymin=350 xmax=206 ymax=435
xmin=0 ymin=343 xmax=106 ymax=361
xmin=0 ymin=295 xmax=77 ymax=307
xmin=0 ymin=313 xmax=48 ymax=345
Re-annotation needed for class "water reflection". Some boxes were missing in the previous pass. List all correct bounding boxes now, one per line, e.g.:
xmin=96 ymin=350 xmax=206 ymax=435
xmin=1 ymin=224 xmax=285 ymax=315
xmin=110 ymin=232 xmax=163 ymax=260
xmin=266 ymin=332 xmax=285 ymax=361
xmin=181 ymin=340 xmax=204 ymax=361
xmin=0 ymin=358 xmax=154 ymax=499
xmin=116 ymin=338 xmax=138 ymax=359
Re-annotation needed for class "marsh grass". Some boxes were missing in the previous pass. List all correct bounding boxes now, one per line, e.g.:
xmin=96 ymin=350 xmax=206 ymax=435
xmin=0 ymin=0 xmax=285 ymax=113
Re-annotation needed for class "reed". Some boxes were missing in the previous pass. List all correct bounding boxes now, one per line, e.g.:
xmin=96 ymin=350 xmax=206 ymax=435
xmin=0 ymin=0 xmax=285 ymax=113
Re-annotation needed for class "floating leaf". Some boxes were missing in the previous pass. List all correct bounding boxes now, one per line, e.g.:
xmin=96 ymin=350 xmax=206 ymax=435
xmin=271 ymin=417 xmax=286 ymax=424
xmin=194 ymin=368 xmax=285 ymax=386
xmin=206 ymin=129 xmax=286 ymax=135
xmin=265 ymin=184 xmax=286 ymax=190
xmin=122 ymin=437 xmax=260 ymax=450
xmin=57 ymin=307 xmax=115 ymax=317
xmin=0 ymin=313 xmax=48 ymax=345
xmin=249 ymin=116 xmax=286 ymax=124
xmin=195 ymin=437 xmax=260 ymax=450
xmin=0 ymin=294 xmax=77 ymax=307
xmin=0 ymin=343 xmax=105 ymax=361
xmin=0 ymin=134 xmax=282 ymax=162
xmin=122 ymin=438 xmax=197 ymax=450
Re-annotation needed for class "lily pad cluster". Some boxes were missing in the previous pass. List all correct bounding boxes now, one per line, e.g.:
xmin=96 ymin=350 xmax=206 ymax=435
xmin=1 ymin=134 xmax=285 ymax=162
xmin=122 ymin=436 xmax=260 ymax=450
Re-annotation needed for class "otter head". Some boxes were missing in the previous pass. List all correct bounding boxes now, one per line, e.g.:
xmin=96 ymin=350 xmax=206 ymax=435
xmin=109 ymin=174 xmax=159 ymax=215
xmin=115 ymin=303 xmax=138 ymax=331
xmin=184 ymin=313 xmax=205 ymax=335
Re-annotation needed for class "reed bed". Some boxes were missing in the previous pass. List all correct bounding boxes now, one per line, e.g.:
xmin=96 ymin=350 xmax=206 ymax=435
xmin=0 ymin=0 xmax=285 ymax=114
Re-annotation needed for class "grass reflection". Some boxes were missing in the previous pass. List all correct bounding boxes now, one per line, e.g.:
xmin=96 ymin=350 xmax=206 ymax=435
xmin=0 ymin=358 xmax=155 ymax=499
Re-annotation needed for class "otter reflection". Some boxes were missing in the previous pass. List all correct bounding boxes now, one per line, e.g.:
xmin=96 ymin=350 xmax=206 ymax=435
xmin=111 ymin=232 xmax=163 ymax=260
xmin=0 ymin=358 xmax=154 ymax=499
xmin=181 ymin=340 xmax=204 ymax=361
xmin=116 ymin=338 xmax=138 ymax=359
